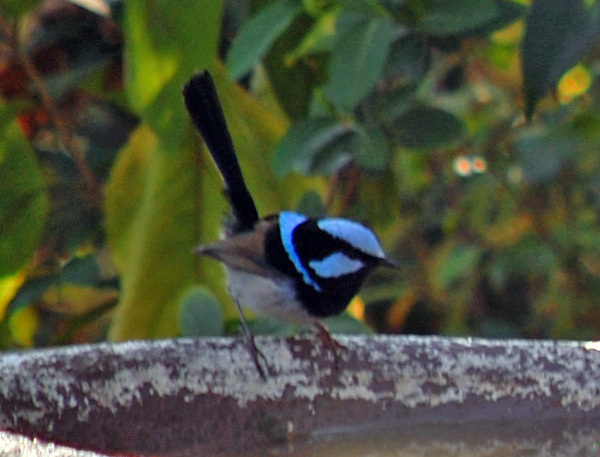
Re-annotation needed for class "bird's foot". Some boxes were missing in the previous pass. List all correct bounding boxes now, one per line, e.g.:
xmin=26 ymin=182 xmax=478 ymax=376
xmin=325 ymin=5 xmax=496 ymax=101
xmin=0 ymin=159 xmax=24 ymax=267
xmin=233 ymin=299 xmax=269 ymax=380
xmin=313 ymin=321 xmax=345 ymax=369
xmin=240 ymin=328 xmax=268 ymax=380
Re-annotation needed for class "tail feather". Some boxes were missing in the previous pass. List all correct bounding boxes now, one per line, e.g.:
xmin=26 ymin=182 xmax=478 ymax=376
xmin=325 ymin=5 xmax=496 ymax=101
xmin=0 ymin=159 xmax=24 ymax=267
xmin=183 ymin=71 xmax=259 ymax=233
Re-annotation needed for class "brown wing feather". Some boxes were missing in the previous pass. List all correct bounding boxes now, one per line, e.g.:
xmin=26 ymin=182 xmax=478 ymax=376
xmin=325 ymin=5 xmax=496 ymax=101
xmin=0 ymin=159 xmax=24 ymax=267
xmin=195 ymin=219 xmax=280 ymax=278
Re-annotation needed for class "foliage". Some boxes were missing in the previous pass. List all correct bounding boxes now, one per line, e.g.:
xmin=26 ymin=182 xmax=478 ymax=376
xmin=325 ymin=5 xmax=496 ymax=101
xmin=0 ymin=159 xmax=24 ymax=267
xmin=0 ymin=0 xmax=599 ymax=349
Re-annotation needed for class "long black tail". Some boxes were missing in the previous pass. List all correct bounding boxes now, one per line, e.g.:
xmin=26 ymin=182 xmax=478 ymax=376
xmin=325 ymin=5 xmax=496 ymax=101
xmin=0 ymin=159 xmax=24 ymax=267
xmin=183 ymin=71 xmax=259 ymax=233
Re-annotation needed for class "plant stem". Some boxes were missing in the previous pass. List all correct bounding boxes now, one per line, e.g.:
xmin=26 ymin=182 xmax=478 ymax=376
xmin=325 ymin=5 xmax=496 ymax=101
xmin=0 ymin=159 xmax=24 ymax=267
xmin=0 ymin=13 xmax=103 ymax=209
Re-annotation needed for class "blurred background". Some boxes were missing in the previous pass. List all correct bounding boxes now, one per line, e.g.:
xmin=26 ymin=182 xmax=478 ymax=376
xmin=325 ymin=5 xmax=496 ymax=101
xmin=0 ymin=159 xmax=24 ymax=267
xmin=0 ymin=0 xmax=599 ymax=348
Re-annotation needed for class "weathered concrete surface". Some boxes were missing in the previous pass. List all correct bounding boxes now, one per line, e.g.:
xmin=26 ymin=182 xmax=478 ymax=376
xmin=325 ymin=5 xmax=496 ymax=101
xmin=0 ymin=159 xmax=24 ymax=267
xmin=0 ymin=430 xmax=111 ymax=457
xmin=0 ymin=335 xmax=599 ymax=456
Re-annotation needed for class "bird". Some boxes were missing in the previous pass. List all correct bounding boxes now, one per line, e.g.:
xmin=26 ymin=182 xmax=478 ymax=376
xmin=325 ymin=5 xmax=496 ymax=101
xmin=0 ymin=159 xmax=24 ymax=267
xmin=183 ymin=71 xmax=397 ymax=377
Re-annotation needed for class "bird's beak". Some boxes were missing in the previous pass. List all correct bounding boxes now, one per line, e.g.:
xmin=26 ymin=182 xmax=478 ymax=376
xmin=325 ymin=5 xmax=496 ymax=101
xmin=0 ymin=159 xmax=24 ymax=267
xmin=381 ymin=257 xmax=401 ymax=270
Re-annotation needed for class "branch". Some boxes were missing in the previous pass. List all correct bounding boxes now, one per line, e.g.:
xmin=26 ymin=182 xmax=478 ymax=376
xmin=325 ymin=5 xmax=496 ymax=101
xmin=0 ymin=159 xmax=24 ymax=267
xmin=0 ymin=14 xmax=103 ymax=208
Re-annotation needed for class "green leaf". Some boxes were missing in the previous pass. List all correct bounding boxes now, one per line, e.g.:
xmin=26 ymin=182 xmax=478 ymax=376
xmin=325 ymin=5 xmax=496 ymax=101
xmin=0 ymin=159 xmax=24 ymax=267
xmin=179 ymin=287 xmax=224 ymax=337
xmin=361 ymin=84 xmax=415 ymax=126
xmin=487 ymin=239 xmax=557 ymax=290
xmin=60 ymin=255 xmax=101 ymax=287
xmin=392 ymin=105 xmax=466 ymax=149
xmin=247 ymin=317 xmax=294 ymax=336
xmin=325 ymin=14 xmax=397 ymax=110
xmin=303 ymin=0 xmax=336 ymax=17
xmin=296 ymin=191 xmax=327 ymax=217
xmin=513 ymin=129 xmax=579 ymax=184
xmin=435 ymin=244 xmax=482 ymax=290
xmin=382 ymin=34 xmax=429 ymax=85
xmin=226 ymin=0 xmax=302 ymax=80
xmin=0 ymin=0 xmax=40 ymax=18
xmin=7 ymin=255 xmax=104 ymax=315
xmin=7 ymin=276 xmax=56 ymax=314
xmin=265 ymin=12 xmax=326 ymax=120
xmin=324 ymin=312 xmax=372 ymax=334
xmin=308 ymin=133 xmax=355 ymax=175
xmin=285 ymin=9 xmax=338 ymax=64
xmin=351 ymin=125 xmax=390 ymax=172
xmin=123 ymin=0 xmax=222 ymax=150
xmin=273 ymin=117 xmax=354 ymax=177
xmin=522 ymin=0 xmax=600 ymax=118
xmin=244 ymin=311 xmax=372 ymax=335
xmin=105 ymin=124 xmax=203 ymax=339
xmin=419 ymin=0 xmax=499 ymax=36
xmin=469 ymin=0 xmax=526 ymax=36
xmin=0 ymin=119 xmax=48 ymax=278
xmin=338 ymin=0 xmax=391 ymax=16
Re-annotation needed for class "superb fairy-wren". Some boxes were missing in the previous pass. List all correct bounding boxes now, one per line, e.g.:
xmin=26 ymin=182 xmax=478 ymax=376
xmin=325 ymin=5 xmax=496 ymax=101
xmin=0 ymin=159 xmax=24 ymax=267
xmin=183 ymin=71 xmax=397 ymax=377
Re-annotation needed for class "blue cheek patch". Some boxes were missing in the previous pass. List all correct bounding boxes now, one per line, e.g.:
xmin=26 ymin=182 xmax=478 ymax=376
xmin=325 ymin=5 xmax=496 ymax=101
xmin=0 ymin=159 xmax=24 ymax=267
xmin=317 ymin=218 xmax=385 ymax=258
xmin=279 ymin=211 xmax=322 ymax=292
xmin=309 ymin=253 xmax=364 ymax=278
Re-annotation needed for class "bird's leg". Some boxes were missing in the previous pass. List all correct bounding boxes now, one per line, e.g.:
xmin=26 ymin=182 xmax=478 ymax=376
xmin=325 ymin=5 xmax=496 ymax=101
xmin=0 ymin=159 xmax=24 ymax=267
xmin=233 ymin=298 xmax=268 ymax=380
xmin=313 ymin=321 xmax=345 ymax=368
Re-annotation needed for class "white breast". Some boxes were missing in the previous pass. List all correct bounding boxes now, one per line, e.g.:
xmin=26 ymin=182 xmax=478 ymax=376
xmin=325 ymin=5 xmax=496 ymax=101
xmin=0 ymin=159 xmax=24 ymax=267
xmin=225 ymin=268 xmax=313 ymax=324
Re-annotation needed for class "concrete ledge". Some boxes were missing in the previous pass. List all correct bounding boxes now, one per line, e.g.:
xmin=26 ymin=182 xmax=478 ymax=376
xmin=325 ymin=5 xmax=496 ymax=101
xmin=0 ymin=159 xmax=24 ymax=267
xmin=1 ymin=335 xmax=599 ymax=455
xmin=0 ymin=430 xmax=111 ymax=457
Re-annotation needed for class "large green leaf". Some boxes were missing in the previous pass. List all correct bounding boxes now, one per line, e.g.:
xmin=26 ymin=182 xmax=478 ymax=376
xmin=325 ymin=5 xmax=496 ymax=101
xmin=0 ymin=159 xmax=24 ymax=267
xmin=105 ymin=124 xmax=206 ymax=339
xmin=382 ymin=34 xmax=429 ymax=85
xmin=0 ymin=0 xmax=39 ymax=18
xmin=513 ymin=128 xmax=579 ymax=184
xmin=392 ymin=105 xmax=466 ymax=149
xmin=226 ymin=0 xmax=302 ymax=80
xmin=0 ymin=119 xmax=48 ymax=279
xmin=325 ymin=13 xmax=397 ymax=110
xmin=123 ymin=0 xmax=223 ymax=150
xmin=522 ymin=0 xmax=600 ymax=118
xmin=470 ymin=0 xmax=526 ymax=36
xmin=179 ymin=286 xmax=224 ymax=337
xmin=419 ymin=0 xmax=499 ymax=36
xmin=351 ymin=125 xmax=390 ymax=172
xmin=285 ymin=8 xmax=339 ymax=63
xmin=264 ymin=12 xmax=325 ymax=121
xmin=273 ymin=117 xmax=354 ymax=177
